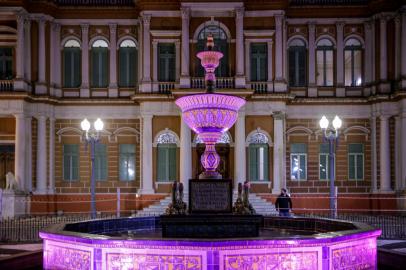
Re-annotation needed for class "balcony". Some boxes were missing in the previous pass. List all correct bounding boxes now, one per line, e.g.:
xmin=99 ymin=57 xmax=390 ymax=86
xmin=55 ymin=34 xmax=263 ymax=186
xmin=191 ymin=77 xmax=235 ymax=89
xmin=248 ymin=82 xmax=271 ymax=94
xmin=0 ymin=80 xmax=13 ymax=92
xmin=289 ymin=0 xmax=369 ymax=5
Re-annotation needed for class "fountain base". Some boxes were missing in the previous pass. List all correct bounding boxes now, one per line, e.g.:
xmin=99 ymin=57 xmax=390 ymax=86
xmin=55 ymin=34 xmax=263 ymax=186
xmin=198 ymin=171 xmax=222 ymax=179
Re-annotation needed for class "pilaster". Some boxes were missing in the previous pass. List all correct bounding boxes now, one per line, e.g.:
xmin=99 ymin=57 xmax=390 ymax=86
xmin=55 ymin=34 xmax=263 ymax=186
xmin=180 ymin=118 xmax=192 ymax=197
xmin=80 ymin=24 xmax=90 ymax=97
xmin=234 ymin=110 xmax=246 ymax=190
xmin=36 ymin=115 xmax=47 ymax=194
xmin=14 ymin=13 xmax=28 ymax=91
xmin=140 ymin=114 xmax=154 ymax=194
xmin=378 ymin=16 xmax=390 ymax=93
xmin=180 ymin=7 xmax=190 ymax=88
xmin=48 ymin=117 xmax=55 ymax=194
xmin=235 ymin=7 xmax=245 ymax=88
xmin=109 ymin=23 xmax=118 ymax=97
xmin=24 ymin=19 xmax=31 ymax=90
xmin=308 ymin=22 xmax=317 ymax=97
xmin=273 ymin=111 xmax=285 ymax=194
xmin=25 ymin=116 xmax=32 ymax=192
xmin=140 ymin=14 xmax=152 ymax=92
xmin=14 ymin=114 xmax=26 ymax=191
xmin=379 ymin=115 xmax=392 ymax=192
xmin=274 ymin=15 xmax=286 ymax=92
xmin=336 ymin=21 xmax=345 ymax=97
xmin=36 ymin=17 xmax=47 ymax=94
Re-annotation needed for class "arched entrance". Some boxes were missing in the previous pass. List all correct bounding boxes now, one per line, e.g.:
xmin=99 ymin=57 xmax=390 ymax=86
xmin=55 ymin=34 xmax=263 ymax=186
xmin=193 ymin=133 xmax=232 ymax=179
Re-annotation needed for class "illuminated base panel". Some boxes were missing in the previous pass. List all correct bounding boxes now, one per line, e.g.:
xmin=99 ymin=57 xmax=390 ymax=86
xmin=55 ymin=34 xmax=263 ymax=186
xmin=40 ymin=220 xmax=380 ymax=270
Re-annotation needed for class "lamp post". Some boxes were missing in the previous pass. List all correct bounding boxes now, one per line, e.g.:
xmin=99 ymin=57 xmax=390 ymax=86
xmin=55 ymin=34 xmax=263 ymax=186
xmin=81 ymin=118 xmax=104 ymax=219
xmin=319 ymin=115 xmax=342 ymax=218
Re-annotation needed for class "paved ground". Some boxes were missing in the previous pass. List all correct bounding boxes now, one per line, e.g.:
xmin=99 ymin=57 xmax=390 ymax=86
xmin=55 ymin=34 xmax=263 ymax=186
xmin=378 ymin=240 xmax=406 ymax=253
xmin=0 ymin=243 xmax=42 ymax=258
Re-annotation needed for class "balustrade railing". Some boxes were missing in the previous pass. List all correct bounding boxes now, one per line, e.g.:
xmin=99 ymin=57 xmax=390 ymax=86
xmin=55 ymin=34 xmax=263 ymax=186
xmin=289 ymin=0 xmax=369 ymax=5
xmin=249 ymin=82 xmax=269 ymax=94
xmin=158 ymin=82 xmax=175 ymax=94
xmin=54 ymin=0 xmax=134 ymax=6
xmin=191 ymin=77 xmax=235 ymax=89
xmin=0 ymin=80 xmax=13 ymax=92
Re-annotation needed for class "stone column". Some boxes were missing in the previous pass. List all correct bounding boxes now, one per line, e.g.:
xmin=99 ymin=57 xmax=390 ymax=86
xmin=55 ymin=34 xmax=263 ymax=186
xmin=141 ymin=114 xmax=154 ymax=194
xmin=308 ymin=22 xmax=317 ymax=96
xmin=36 ymin=115 xmax=47 ymax=194
xmin=274 ymin=15 xmax=286 ymax=92
xmin=180 ymin=7 xmax=190 ymax=88
xmin=379 ymin=115 xmax=392 ymax=192
xmin=364 ymin=21 xmax=373 ymax=96
xmin=234 ymin=110 xmax=246 ymax=190
xmin=109 ymin=24 xmax=118 ymax=97
xmin=36 ymin=17 xmax=47 ymax=94
xmin=80 ymin=24 xmax=90 ymax=97
xmin=24 ymin=19 xmax=31 ymax=88
xmin=14 ymin=114 xmax=26 ymax=191
xmin=370 ymin=113 xmax=378 ymax=192
xmin=180 ymin=118 xmax=192 ymax=196
xmin=48 ymin=117 xmax=55 ymax=194
xmin=50 ymin=22 xmax=61 ymax=97
xmin=379 ymin=16 xmax=390 ymax=93
xmin=14 ymin=13 xmax=27 ymax=91
xmin=152 ymin=40 xmax=158 ymax=91
xmin=245 ymin=40 xmax=250 ymax=82
xmin=140 ymin=15 xmax=152 ymax=92
xmin=267 ymin=40 xmax=273 ymax=90
xmin=336 ymin=22 xmax=345 ymax=97
xmin=401 ymin=112 xmax=406 ymax=190
xmin=395 ymin=116 xmax=402 ymax=190
xmin=273 ymin=112 xmax=285 ymax=194
xmin=175 ymin=41 xmax=181 ymax=82
xmin=25 ymin=116 xmax=32 ymax=192
xmin=401 ymin=11 xmax=406 ymax=89
xmin=235 ymin=7 xmax=245 ymax=88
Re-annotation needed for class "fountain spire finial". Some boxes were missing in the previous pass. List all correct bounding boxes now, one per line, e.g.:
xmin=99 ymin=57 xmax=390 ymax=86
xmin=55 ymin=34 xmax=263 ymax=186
xmin=197 ymin=35 xmax=223 ymax=93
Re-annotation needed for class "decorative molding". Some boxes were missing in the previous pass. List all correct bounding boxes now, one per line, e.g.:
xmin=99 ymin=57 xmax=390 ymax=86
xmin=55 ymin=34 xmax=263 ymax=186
xmin=343 ymin=125 xmax=370 ymax=141
xmin=286 ymin=126 xmax=313 ymax=142
xmin=112 ymin=127 xmax=140 ymax=143
xmin=56 ymin=127 xmax=83 ymax=143
xmin=245 ymin=128 xmax=273 ymax=147
xmin=60 ymin=35 xmax=81 ymax=48
xmin=55 ymin=19 xmax=139 ymax=25
xmin=153 ymin=128 xmax=180 ymax=147
xmin=116 ymin=35 xmax=139 ymax=49
xmin=244 ymin=30 xmax=275 ymax=37
xmin=192 ymin=20 xmax=232 ymax=41
xmin=192 ymin=131 xmax=234 ymax=147
xmin=287 ymin=18 xmax=365 ymax=25
xmin=150 ymin=30 xmax=181 ymax=37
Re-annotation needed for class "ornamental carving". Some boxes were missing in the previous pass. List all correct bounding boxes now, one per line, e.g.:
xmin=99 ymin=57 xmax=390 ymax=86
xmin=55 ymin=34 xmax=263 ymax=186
xmin=45 ymin=244 xmax=91 ymax=270
xmin=195 ymin=132 xmax=231 ymax=144
xmin=332 ymin=242 xmax=377 ymax=270
xmin=247 ymin=132 xmax=269 ymax=144
xmin=156 ymin=130 xmax=178 ymax=144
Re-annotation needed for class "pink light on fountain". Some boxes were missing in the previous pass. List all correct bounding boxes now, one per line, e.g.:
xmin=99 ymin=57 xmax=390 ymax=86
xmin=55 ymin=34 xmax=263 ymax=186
xmin=176 ymin=35 xmax=245 ymax=178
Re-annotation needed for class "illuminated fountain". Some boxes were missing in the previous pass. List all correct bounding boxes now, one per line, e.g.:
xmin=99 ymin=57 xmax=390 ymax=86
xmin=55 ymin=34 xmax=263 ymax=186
xmin=176 ymin=35 xmax=245 ymax=179
xmin=39 ymin=36 xmax=380 ymax=270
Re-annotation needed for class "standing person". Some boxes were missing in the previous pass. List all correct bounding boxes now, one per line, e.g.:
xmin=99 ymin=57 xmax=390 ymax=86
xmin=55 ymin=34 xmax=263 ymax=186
xmin=275 ymin=188 xmax=292 ymax=217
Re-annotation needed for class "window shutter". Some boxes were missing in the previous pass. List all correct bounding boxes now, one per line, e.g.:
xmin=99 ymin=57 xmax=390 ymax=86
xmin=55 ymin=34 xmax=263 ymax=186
xmin=102 ymin=49 xmax=108 ymax=87
xmin=168 ymin=146 xmax=177 ymax=181
xmin=168 ymin=52 xmax=176 ymax=82
xmin=298 ymin=49 xmax=306 ymax=86
xmin=91 ymin=49 xmax=98 ymax=87
xmin=288 ymin=49 xmax=296 ymax=86
xmin=129 ymin=48 xmax=137 ymax=86
xmin=349 ymin=155 xmax=355 ymax=179
xmin=263 ymin=145 xmax=269 ymax=181
xmin=63 ymin=145 xmax=70 ymax=180
xmin=119 ymin=48 xmax=127 ymax=87
xmin=356 ymin=155 xmax=364 ymax=179
xmin=157 ymin=145 xmax=166 ymax=181
xmin=73 ymin=49 xmax=81 ymax=87
xmin=260 ymin=54 xmax=267 ymax=81
xmin=299 ymin=155 xmax=306 ymax=180
xmin=249 ymin=146 xmax=258 ymax=181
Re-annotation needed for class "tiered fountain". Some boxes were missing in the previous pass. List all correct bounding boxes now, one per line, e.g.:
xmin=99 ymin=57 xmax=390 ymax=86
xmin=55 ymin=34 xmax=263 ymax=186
xmin=39 ymin=36 xmax=380 ymax=270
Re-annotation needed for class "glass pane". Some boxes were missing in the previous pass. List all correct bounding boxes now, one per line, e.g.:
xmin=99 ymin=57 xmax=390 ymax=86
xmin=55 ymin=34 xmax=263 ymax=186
xmin=298 ymin=49 xmax=306 ymax=86
xmin=349 ymin=155 xmax=355 ymax=179
xmin=291 ymin=154 xmax=299 ymax=180
xmin=63 ymin=154 xmax=70 ymax=180
xmin=119 ymin=155 xmax=128 ymax=180
xmin=291 ymin=143 xmax=307 ymax=153
xmin=344 ymin=50 xmax=352 ymax=86
xmin=258 ymin=147 xmax=264 ymax=181
xmin=168 ymin=147 xmax=177 ymax=181
xmin=319 ymin=143 xmax=329 ymax=153
xmin=249 ymin=146 xmax=258 ymax=181
xmin=356 ymin=154 xmax=364 ymax=179
xmin=320 ymin=154 xmax=327 ymax=180
xmin=354 ymin=50 xmax=362 ymax=86
xmin=316 ymin=50 xmax=324 ymax=86
xmin=127 ymin=155 xmax=135 ymax=181
xmin=299 ymin=155 xmax=306 ymax=180
xmin=349 ymin=144 xmax=364 ymax=153
xmin=157 ymin=146 xmax=167 ymax=181
xmin=325 ymin=50 xmax=334 ymax=86
xmin=72 ymin=155 xmax=79 ymax=180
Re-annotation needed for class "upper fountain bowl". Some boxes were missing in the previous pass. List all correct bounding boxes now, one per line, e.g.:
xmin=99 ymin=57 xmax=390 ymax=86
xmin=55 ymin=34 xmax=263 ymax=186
xmin=196 ymin=51 xmax=223 ymax=72
xmin=175 ymin=93 xmax=245 ymax=142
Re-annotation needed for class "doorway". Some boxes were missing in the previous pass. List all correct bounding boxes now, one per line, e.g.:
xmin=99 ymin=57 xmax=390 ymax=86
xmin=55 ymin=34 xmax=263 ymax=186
xmin=0 ymin=145 xmax=15 ymax=189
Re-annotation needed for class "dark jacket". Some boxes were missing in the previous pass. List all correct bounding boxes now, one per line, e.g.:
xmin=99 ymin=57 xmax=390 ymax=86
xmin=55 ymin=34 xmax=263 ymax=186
xmin=275 ymin=194 xmax=292 ymax=211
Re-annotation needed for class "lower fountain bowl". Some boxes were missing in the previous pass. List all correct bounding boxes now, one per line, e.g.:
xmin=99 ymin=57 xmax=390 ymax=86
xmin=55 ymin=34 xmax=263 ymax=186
xmin=40 ymin=216 xmax=380 ymax=270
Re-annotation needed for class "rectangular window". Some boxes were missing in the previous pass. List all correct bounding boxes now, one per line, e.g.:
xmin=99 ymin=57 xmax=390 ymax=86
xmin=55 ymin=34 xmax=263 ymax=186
xmin=316 ymin=49 xmax=334 ymax=86
xmin=345 ymin=49 xmax=362 ymax=86
xmin=91 ymin=48 xmax=108 ymax=88
xmin=119 ymin=144 xmax=136 ymax=181
xmin=348 ymin=143 xmax=364 ymax=180
xmin=319 ymin=143 xmax=333 ymax=180
xmin=290 ymin=143 xmax=307 ymax=180
xmin=249 ymin=144 xmax=269 ymax=181
xmin=250 ymin=43 xmax=267 ymax=82
xmin=288 ymin=47 xmax=306 ymax=87
xmin=94 ymin=144 xmax=108 ymax=181
xmin=63 ymin=48 xmax=81 ymax=88
xmin=158 ymin=43 xmax=176 ymax=82
xmin=119 ymin=47 xmax=137 ymax=87
xmin=63 ymin=144 xmax=79 ymax=181
xmin=157 ymin=144 xmax=177 ymax=182
xmin=0 ymin=48 xmax=13 ymax=80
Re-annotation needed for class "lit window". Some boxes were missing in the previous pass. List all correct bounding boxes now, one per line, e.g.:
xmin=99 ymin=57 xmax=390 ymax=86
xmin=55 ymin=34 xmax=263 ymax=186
xmin=290 ymin=143 xmax=307 ymax=180
xmin=319 ymin=143 xmax=333 ymax=180
xmin=344 ymin=38 xmax=363 ymax=87
xmin=119 ymin=144 xmax=136 ymax=181
xmin=348 ymin=143 xmax=364 ymax=180
xmin=316 ymin=38 xmax=334 ymax=86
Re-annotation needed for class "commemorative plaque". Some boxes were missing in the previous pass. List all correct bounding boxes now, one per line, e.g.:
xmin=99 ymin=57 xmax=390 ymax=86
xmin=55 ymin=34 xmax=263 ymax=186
xmin=189 ymin=179 xmax=232 ymax=213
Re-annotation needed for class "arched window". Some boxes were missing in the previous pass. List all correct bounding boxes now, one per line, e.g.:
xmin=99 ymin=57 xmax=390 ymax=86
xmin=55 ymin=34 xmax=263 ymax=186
xmin=247 ymin=131 xmax=269 ymax=181
xmin=63 ymin=39 xmax=81 ymax=88
xmin=288 ymin=38 xmax=307 ymax=87
xmin=156 ymin=131 xmax=178 ymax=182
xmin=196 ymin=24 xmax=229 ymax=77
xmin=316 ymin=38 xmax=334 ymax=86
xmin=344 ymin=38 xmax=363 ymax=86
xmin=119 ymin=39 xmax=137 ymax=87
xmin=91 ymin=39 xmax=108 ymax=88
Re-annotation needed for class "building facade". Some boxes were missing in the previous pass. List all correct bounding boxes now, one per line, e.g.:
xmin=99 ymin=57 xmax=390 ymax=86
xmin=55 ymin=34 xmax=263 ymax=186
xmin=0 ymin=0 xmax=405 ymax=215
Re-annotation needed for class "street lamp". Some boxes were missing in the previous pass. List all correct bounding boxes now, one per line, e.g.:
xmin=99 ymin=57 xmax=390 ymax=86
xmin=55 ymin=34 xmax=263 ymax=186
xmin=81 ymin=118 xmax=104 ymax=219
xmin=319 ymin=115 xmax=342 ymax=218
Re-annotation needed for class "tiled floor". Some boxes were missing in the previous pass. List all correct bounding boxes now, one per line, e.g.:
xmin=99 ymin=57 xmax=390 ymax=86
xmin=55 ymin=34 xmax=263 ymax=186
xmin=0 ymin=243 xmax=42 ymax=258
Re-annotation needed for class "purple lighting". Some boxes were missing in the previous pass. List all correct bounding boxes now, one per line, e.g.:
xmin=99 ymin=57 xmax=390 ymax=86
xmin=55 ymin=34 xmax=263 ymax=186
xmin=176 ymin=35 xmax=245 ymax=178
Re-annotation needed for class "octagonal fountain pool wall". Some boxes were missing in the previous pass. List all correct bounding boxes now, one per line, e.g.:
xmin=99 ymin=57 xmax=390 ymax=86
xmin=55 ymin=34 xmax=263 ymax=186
xmin=39 ymin=216 xmax=380 ymax=270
